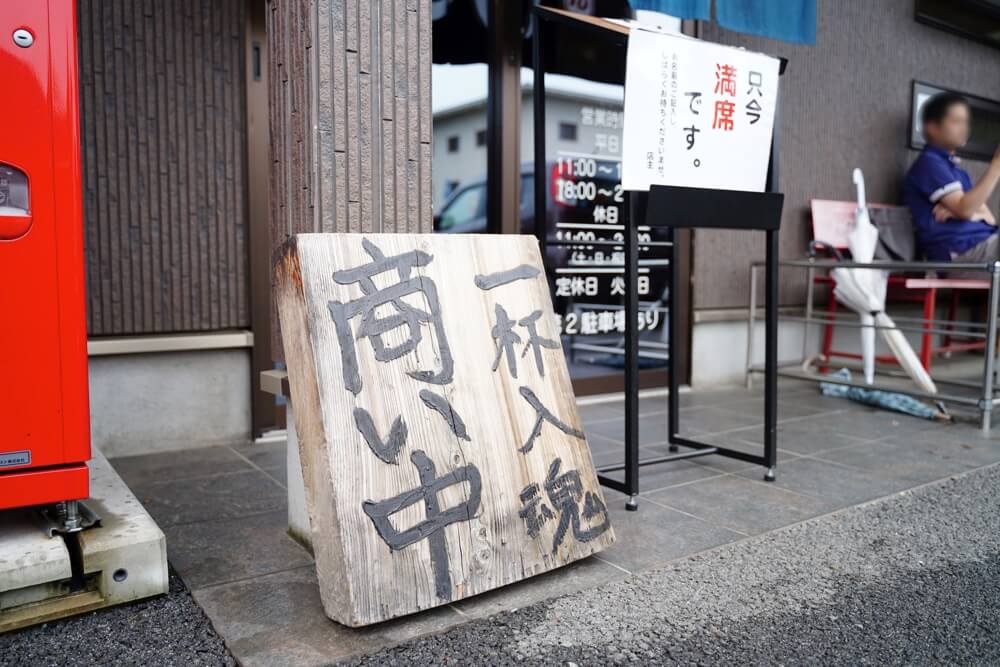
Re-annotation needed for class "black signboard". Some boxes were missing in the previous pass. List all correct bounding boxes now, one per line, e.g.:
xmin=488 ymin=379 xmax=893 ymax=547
xmin=542 ymin=101 xmax=669 ymax=376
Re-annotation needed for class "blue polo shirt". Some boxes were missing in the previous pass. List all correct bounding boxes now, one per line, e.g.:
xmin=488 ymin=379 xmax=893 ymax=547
xmin=903 ymin=145 xmax=996 ymax=261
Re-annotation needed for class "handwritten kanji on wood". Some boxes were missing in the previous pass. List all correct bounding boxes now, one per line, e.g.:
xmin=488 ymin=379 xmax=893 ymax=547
xmin=274 ymin=233 xmax=615 ymax=626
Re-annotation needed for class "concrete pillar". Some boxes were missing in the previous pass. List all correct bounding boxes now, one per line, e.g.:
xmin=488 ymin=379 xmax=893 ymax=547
xmin=266 ymin=0 xmax=433 ymax=359
xmin=265 ymin=1 xmax=434 ymax=541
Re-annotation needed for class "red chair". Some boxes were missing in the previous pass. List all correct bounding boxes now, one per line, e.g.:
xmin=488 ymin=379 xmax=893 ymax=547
xmin=810 ymin=199 xmax=988 ymax=372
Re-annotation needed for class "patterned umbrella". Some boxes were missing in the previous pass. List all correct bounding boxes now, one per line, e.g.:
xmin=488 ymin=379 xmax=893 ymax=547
xmin=820 ymin=369 xmax=950 ymax=422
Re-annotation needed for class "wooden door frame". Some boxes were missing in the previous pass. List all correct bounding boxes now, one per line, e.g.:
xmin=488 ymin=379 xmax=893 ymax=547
xmin=245 ymin=0 xmax=276 ymax=435
xmin=486 ymin=0 xmax=524 ymax=236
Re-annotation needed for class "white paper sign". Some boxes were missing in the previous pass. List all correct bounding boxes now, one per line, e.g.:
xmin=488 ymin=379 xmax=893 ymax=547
xmin=621 ymin=28 xmax=780 ymax=193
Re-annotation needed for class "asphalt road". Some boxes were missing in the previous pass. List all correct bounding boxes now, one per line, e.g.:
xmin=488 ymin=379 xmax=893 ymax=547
xmin=348 ymin=462 xmax=1000 ymax=666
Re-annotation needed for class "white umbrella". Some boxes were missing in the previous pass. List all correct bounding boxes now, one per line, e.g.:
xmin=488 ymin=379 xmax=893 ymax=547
xmin=830 ymin=169 xmax=937 ymax=394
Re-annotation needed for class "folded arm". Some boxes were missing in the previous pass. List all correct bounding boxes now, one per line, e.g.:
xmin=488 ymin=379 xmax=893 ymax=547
xmin=933 ymin=145 xmax=1000 ymax=222
xmin=934 ymin=201 xmax=996 ymax=224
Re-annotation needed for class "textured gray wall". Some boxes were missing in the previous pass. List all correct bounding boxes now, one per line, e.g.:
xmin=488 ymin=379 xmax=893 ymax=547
xmin=89 ymin=349 xmax=251 ymax=456
xmin=78 ymin=0 xmax=250 ymax=335
xmin=696 ymin=0 xmax=1000 ymax=309
xmin=267 ymin=0 xmax=432 ymax=359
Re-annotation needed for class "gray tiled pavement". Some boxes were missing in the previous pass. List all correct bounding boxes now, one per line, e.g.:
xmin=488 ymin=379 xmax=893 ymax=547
xmin=108 ymin=379 xmax=1000 ymax=666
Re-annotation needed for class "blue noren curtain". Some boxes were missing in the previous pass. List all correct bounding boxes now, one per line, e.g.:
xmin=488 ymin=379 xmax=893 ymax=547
xmin=627 ymin=0 xmax=816 ymax=45
xmin=628 ymin=0 xmax=711 ymax=21
xmin=714 ymin=0 xmax=816 ymax=45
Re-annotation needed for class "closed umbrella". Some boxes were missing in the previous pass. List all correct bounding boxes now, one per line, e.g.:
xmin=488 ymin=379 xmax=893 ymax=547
xmin=830 ymin=169 xmax=937 ymax=394
xmin=833 ymin=169 xmax=881 ymax=384
xmin=820 ymin=369 xmax=950 ymax=422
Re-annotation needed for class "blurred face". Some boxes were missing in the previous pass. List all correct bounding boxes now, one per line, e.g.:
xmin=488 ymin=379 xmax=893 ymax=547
xmin=925 ymin=102 xmax=970 ymax=151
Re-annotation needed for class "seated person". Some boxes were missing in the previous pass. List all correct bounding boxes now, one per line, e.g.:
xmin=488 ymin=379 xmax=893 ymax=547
xmin=903 ymin=92 xmax=1000 ymax=266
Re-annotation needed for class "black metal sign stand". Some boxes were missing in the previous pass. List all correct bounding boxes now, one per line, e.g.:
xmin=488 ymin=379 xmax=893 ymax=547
xmin=612 ymin=188 xmax=784 ymax=508
xmin=533 ymin=5 xmax=786 ymax=510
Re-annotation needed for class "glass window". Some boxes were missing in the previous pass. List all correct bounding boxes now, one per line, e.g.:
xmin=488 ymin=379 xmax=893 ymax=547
xmin=528 ymin=65 xmax=669 ymax=392
xmin=433 ymin=63 xmax=489 ymax=230
xmin=520 ymin=174 xmax=535 ymax=211
xmin=436 ymin=184 xmax=486 ymax=233
xmin=0 ymin=163 xmax=29 ymax=215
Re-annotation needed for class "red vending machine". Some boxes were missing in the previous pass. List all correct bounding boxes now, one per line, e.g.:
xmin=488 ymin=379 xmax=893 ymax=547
xmin=0 ymin=0 xmax=91 ymax=515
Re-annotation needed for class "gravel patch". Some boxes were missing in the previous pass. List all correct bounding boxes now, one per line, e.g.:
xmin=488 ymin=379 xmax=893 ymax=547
xmin=0 ymin=570 xmax=234 ymax=667
xmin=346 ymin=463 xmax=1000 ymax=666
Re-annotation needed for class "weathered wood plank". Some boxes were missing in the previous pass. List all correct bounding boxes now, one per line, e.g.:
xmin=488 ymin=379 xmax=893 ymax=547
xmin=275 ymin=233 xmax=615 ymax=626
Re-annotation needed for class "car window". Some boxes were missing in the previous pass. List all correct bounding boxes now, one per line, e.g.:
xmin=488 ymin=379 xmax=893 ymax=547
xmin=520 ymin=175 xmax=534 ymax=212
xmin=440 ymin=185 xmax=484 ymax=230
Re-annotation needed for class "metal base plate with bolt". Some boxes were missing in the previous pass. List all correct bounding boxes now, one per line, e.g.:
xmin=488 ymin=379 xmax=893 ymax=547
xmin=39 ymin=500 xmax=101 ymax=536
xmin=0 ymin=451 xmax=168 ymax=633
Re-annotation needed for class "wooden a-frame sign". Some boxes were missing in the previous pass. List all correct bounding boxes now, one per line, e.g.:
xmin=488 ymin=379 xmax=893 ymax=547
xmin=275 ymin=233 xmax=615 ymax=626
